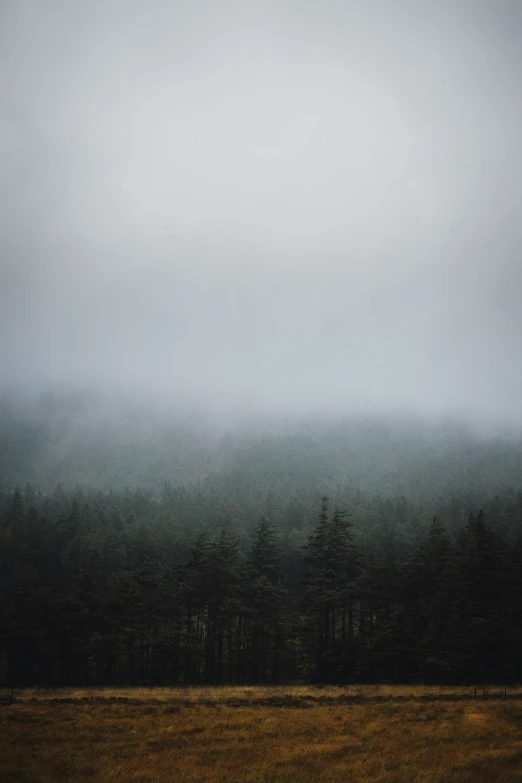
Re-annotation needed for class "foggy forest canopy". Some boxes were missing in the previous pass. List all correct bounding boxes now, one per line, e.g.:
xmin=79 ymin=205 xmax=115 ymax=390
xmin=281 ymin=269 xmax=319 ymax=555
xmin=2 ymin=388 xmax=522 ymax=688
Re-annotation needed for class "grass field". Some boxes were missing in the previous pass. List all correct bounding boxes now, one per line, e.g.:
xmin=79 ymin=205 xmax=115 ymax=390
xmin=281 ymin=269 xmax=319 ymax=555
xmin=2 ymin=686 xmax=522 ymax=782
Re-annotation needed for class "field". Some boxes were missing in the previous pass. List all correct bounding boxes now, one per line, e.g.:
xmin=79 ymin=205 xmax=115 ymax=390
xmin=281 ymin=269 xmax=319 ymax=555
xmin=2 ymin=686 xmax=522 ymax=783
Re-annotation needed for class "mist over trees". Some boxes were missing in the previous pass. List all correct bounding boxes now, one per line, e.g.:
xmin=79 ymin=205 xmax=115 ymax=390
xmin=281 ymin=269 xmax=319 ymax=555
xmin=3 ymin=390 xmax=522 ymax=502
xmin=2 ymin=390 xmax=522 ymax=687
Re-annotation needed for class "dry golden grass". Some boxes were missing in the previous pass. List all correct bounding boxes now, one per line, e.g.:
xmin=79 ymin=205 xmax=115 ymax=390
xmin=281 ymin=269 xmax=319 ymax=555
xmin=2 ymin=686 xmax=522 ymax=782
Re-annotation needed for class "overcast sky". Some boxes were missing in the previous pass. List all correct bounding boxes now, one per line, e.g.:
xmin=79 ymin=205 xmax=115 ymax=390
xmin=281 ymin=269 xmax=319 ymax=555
xmin=1 ymin=0 xmax=522 ymax=421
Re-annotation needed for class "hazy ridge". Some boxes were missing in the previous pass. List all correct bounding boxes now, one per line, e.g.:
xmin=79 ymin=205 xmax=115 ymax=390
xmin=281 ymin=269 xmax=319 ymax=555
xmin=3 ymin=389 xmax=522 ymax=504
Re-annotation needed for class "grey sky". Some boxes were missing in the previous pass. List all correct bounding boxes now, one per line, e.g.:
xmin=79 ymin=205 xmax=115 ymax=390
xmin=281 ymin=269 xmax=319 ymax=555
xmin=1 ymin=0 xmax=522 ymax=421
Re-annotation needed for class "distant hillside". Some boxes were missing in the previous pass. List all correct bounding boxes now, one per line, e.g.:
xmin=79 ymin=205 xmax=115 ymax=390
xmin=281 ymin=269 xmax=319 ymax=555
xmin=2 ymin=389 xmax=522 ymax=503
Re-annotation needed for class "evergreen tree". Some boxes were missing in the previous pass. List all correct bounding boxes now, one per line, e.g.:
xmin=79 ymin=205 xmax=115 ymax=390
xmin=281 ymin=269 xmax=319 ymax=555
xmin=302 ymin=498 xmax=357 ymax=681
xmin=247 ymin=517 xmax=285 ymax=683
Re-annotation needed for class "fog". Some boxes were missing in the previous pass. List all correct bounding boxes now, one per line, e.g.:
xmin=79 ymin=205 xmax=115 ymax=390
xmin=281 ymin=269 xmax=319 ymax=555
xmin=2 ymin=0 xmax=522 ymax=424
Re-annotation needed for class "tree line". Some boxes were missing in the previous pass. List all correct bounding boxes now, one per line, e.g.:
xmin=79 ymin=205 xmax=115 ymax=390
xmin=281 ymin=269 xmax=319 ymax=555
xmin=1 ymin=485 xmax=521 ymax=687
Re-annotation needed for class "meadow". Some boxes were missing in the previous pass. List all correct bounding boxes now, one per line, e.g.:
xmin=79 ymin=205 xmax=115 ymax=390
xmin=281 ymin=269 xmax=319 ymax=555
xmin=2 ymin=686 xmax=522 ymax=783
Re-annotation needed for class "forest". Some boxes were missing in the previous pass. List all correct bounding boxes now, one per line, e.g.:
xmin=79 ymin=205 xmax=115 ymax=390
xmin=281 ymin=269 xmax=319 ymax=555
xmin=2 ymin=392 xmax=522 ymax=689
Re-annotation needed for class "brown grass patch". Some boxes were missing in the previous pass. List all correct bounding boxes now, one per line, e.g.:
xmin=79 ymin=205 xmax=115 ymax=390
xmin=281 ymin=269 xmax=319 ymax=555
xmin=1 ymin=687 xmax=522 ymax=782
